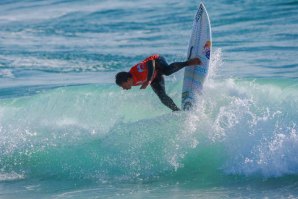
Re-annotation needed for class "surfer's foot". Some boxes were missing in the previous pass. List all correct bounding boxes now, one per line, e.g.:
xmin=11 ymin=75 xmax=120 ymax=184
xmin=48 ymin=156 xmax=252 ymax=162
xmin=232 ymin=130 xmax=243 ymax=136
xmin=186 ymin=58 xmax=201 ymax=66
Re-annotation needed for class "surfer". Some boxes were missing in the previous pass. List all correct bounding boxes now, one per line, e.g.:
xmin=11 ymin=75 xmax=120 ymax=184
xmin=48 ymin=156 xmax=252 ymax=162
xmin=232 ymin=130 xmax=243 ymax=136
xmin=115 ymin=54 xmax=201 ymax=111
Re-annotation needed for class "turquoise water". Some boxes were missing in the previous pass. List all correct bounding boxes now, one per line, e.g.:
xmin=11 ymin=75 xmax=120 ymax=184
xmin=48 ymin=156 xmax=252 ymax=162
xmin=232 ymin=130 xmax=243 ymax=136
xmin=0 ymin=0 xmax=298 ymax=198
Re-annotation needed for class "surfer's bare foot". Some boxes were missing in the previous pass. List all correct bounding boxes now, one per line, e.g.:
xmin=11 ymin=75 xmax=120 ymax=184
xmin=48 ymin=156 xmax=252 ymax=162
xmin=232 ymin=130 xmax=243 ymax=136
xmin=186 ymin=58 xmax=201 ymax=66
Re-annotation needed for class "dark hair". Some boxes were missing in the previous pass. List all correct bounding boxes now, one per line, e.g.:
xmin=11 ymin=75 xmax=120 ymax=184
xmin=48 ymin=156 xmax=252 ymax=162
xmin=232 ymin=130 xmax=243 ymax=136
xmin=115 ymin=72 xmax=132 ymax=86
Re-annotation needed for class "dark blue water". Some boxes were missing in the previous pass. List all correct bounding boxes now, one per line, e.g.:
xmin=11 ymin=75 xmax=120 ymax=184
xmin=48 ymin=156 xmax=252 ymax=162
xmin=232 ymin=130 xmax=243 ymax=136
xmin=0 ymin=0 xmax=298 ymax=198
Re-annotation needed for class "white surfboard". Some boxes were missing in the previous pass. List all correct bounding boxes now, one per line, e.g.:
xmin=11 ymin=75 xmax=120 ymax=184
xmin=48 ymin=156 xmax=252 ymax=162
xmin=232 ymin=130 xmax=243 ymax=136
xmin=182 ymin=2 xmax=212 ymax=110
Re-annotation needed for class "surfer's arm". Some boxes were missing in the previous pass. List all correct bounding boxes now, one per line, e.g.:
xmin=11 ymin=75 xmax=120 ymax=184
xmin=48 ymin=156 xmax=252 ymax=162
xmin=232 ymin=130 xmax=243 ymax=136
xmin=140 ymin=82 xmax=149 ymax=89
xmin=140 ymin=60 xmax=156 ymax=89
xmin=146 ymin=60 xmax=155 ymax=82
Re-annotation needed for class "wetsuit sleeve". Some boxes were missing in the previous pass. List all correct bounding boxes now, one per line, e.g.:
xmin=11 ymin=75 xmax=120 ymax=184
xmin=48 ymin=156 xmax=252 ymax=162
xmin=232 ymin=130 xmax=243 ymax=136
xmin=146 ymin=60 xmax=155 ymax=82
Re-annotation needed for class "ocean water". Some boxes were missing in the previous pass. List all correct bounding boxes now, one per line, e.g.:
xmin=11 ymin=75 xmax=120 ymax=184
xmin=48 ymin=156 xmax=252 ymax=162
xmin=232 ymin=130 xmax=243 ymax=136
xmin=0 ymin=0 xmax=298 ymax=198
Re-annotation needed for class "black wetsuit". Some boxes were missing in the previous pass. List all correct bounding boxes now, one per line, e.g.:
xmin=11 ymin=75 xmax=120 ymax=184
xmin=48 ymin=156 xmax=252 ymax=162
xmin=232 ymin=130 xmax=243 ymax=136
xmin=147 ymin=56 xmax=189 ymax=111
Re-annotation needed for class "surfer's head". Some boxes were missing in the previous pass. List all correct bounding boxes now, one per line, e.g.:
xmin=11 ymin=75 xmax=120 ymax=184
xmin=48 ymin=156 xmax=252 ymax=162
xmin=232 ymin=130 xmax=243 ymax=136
xmin=115 ymin=72 xmax=133 ymax=90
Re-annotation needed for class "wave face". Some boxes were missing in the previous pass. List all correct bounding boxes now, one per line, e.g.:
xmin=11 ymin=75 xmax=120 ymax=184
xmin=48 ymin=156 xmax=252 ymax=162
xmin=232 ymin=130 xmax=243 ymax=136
xmin=1 ymin=74 xmax=297 ymax=183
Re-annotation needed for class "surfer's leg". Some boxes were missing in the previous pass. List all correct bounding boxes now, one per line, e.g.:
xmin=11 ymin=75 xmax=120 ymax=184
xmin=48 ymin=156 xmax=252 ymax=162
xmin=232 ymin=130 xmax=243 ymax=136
xmin=151 ymin=75 xmax=180 ymax=111
xmin=156 ymin=56 xmax=201 ymax=76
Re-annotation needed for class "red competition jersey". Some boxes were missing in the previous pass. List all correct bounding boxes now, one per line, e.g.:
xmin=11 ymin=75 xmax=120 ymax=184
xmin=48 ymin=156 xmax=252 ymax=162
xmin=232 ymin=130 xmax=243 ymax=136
xmin=129 ymin=54 xmax=159 ymax=86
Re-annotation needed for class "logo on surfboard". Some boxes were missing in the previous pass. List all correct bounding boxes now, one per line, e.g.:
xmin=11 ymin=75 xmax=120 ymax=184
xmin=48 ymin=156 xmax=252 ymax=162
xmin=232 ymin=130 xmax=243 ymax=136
xmin=203 ymin=41 xmax=211 ymax=59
